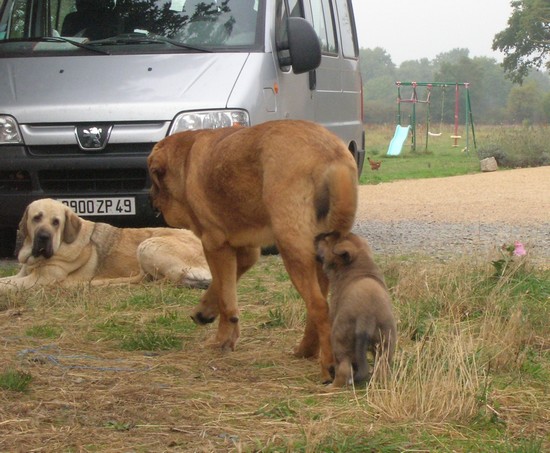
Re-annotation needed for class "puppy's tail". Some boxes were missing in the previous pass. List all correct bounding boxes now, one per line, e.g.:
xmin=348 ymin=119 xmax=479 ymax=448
xmin=316 ymin=163 xmax=358 ymax=235
xmin=354 ymin=332 xmax=370 ymax=383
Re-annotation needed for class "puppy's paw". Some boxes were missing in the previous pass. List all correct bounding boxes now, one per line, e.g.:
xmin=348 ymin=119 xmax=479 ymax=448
xmin=321 ymin=382 xmax=347 ymax=393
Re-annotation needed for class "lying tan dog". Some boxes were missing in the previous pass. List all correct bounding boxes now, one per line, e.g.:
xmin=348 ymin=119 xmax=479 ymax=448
xmin=316 ymin=232 xmax=396 ymax=387
xmin=0 ymin=198 xmax=211 ymax=292
xmin=148 ymin=119 xmax=358 ymax=382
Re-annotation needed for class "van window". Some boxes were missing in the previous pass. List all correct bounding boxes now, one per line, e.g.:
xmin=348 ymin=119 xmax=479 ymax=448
xmin=0 ymin=0 xmax=265 ymax=54
xmin=334 ymin=0 xmax=358 ymax=58
xmin=310 ymin=0 xmax=337 ymax=55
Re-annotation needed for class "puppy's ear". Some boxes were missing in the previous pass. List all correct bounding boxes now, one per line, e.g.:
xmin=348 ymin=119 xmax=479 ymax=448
xmin=333 ymin=240 xmax=357 ymax=265
xmin=63 ymin=208 xmax=82 ymax=244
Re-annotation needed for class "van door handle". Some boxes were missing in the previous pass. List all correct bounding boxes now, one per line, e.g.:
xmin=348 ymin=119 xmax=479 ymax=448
xmin=309 ymin=70 xmax=316 ymax=90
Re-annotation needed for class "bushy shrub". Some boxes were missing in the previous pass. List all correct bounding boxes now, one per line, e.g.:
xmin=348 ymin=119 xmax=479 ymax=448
xmin=477 ymin=145 xmax=509 ymax=166
xmin=478 ymin=126 xmax=550 ymax=168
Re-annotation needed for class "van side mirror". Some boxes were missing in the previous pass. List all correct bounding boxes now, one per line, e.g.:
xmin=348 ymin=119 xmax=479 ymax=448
xmin=281 ymin=17 xmax=321 ymax=75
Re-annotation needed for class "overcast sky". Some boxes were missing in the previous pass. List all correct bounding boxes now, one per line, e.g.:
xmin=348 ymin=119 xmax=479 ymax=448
xmin=351 ymin=0 xmax=513 ymax=65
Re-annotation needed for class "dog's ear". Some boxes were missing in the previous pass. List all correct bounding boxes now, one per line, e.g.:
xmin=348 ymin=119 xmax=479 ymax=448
xmin=148 ymin=142 xmax=167 ymax=193
xmin=149 ymin=164 xmax=166 ymax=188
xmin=17 ymin=206 xmax=30 ymax=243
xmin=332 ymin=240 xmax=357 ymax=265
xmin=63 ymin=208 xmax=82 ymax=244
xmin=14 ymin=208 xmax=29 ymax=257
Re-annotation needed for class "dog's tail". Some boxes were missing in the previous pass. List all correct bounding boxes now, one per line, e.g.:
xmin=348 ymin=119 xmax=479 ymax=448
xmin=354 ymin=332 xmax=370 ymax=383
xmin=316 ymin=163 xmax=358 ymax=235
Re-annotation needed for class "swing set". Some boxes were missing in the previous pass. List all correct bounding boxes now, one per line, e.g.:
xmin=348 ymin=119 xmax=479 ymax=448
xmin=394 ymin=81 xmax=476 ymax=152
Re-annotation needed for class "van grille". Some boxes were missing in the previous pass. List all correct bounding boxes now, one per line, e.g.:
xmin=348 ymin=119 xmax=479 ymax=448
xmin=0 ymin=170 xmax=32 ymax=192
xmin=28 ymin=143 xmax=154 ymax=156
xmin=39 ymin=169 xmax=147 ymax=192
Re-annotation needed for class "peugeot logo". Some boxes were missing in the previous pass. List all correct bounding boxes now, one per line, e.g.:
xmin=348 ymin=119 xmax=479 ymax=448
xmin=75 ymin=124 xmax=113 ymax=151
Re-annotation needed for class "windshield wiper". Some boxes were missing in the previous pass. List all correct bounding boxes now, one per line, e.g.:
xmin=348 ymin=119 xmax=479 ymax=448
xmin=1 ymin=37 xmax=111 ymax=55
xmin=90 ymin=34 xmax=212 ymax=52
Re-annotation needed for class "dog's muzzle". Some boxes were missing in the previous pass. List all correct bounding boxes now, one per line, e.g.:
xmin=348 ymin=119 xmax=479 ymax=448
xmin=31 ymin=229 xmax=54 ymax=258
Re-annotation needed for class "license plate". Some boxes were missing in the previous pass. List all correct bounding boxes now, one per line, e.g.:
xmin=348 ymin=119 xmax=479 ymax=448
xmin=57 ymin=197 xmax=136 ymax=216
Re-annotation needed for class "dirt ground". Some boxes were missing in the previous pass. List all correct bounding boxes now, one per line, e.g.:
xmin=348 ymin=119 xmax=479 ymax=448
xmin=356 ymin=166 xmax=549 ymax=224
xmin=353 ymin=166 xmax=550 ymax=261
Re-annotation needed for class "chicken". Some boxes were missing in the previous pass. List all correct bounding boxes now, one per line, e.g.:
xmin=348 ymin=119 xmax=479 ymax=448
xmin=368 ymin=157 xmax=382 ymax=170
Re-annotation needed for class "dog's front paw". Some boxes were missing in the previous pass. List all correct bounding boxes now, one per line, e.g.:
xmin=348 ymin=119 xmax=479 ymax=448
xmin=191 ymin=311 xmax=217 ymax=325
xmin=206 ymin=336 xmax=236 ymax=353
xmin=206 ymin=318 xmax=240 ymax=352
xmin=207 ymin=336 xmax=237 ymax=353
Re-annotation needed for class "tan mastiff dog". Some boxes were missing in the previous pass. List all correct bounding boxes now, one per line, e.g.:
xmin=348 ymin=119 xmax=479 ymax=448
xmin=316 ymin=233 xmax=396 ymax=387
xmin=0 ymin=198 xmax=211 ymax=292
xmin=148 ymin=119 xmax=358 ymax=382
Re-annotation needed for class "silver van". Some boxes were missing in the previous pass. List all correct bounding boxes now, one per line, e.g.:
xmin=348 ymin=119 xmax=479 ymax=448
xmin=0 ymin=0 xmax=364 ymax=256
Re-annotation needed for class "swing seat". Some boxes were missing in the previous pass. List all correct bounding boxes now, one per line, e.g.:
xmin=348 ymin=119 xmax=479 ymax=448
xmin=428 ymin=131 xmax=442 ymax=137
xmin=450 ymin=135 xmax=462 ymax=139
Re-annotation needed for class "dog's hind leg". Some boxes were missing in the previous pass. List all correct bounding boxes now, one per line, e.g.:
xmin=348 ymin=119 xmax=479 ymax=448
xmin=277 ymin=244 xmax=334 ymax=383
xmin=316 ymin=259 xmax=329 ymax=298
xmin=292 ymin=259 xmax=329 ymax=359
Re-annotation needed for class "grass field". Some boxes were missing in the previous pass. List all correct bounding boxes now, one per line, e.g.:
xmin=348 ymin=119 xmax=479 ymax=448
xmin=360 ymin=124 xmax=550 ymax=184
xmin=1 ymin=124 xmax=548 ymax=451
xmin=1 ymin=252 xmax=549 ymax=451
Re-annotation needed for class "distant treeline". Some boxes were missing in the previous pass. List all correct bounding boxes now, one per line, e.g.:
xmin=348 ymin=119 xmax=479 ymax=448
xmin=361 ymin=47 xmax=550 ymax=125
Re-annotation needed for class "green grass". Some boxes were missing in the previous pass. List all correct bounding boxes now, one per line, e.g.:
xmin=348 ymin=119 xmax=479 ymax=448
xmin=0 ymin=263 xmax=19 ymax=277
xmin=26 ymin=324 xmax=63 ymax=339
xmin=360 ymin=124 xmax=550 ymax=184
xmin=0 ymin=368 xmax=32 ymax=392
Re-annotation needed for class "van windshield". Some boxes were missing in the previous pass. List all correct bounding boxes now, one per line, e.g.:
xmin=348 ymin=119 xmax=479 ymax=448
xmin=0 ymin=0 xmax=264 ymax=55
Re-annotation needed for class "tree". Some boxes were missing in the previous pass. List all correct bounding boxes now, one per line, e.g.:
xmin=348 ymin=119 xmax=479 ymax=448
xmin=433 ymin=48 xmax=470 ymax=69
xmin=359 ymin=48 xmax=397 ymax=123
xmin=493 ymin=0 xmax=550 ymax=84
xmin=506 ymin=80 xmax=545 ymax=123
xmin=396 ymin=58 xmax=435 ymax=84
xmin=359 ymin=47 xmax=396 ymax=80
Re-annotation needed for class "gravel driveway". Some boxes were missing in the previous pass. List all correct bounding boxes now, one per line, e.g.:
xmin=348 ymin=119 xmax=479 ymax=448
xmin=353 ymin=166 xmax=550 ymax=263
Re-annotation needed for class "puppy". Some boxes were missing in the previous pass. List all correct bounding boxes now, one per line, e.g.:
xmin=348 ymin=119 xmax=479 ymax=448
xmin=316 ymin=233 xmax=396 ymax=387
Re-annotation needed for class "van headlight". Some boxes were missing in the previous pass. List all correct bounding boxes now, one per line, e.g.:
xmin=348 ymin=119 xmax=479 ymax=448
xmin=0 ymin=115 xmax=23 ymax=144
xmin=170 ymin=110 xmax=250 ymax=134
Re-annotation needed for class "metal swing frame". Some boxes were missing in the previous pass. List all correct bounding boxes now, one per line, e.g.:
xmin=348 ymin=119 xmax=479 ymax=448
xmin=395 ymin=81 xmax=477 ymax=152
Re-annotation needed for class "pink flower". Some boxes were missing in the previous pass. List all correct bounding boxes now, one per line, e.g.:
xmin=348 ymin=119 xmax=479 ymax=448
xmin=513 ymin=241 xmax=526 ymax=256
